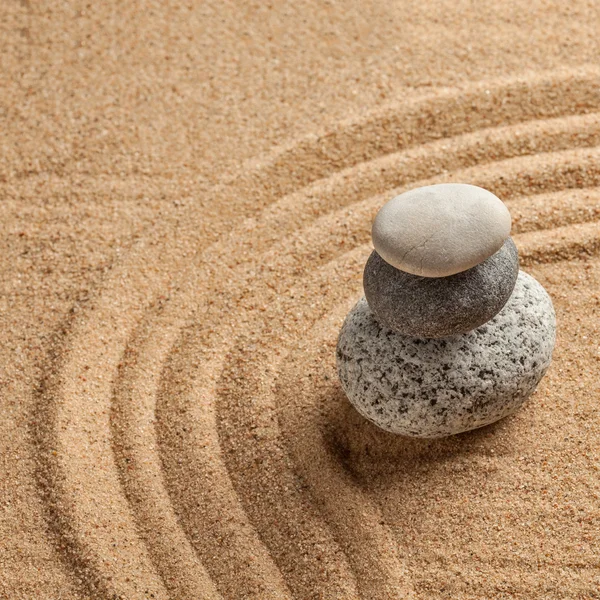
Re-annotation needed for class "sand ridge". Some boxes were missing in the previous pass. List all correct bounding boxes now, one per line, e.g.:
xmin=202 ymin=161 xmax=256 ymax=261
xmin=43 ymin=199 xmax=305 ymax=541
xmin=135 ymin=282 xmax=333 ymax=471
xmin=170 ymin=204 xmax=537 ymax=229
xmin=2 ymin=2 xmax=600 ymax=599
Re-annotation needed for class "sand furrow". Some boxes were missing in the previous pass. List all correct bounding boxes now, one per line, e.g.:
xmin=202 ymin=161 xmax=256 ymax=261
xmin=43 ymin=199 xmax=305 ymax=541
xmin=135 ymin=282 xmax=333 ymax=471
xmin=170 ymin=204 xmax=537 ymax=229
xmin=224 ymin=67 xmax=600 ymax=216
xmin=219 ymin=110 xmax=600 ymax=263
xmin=36 ymin=293 xmax=170 ymax=599
xmin=211 ymin=242 xmax=413 ymax=598
xmin=111 ymin=308 xmax=223 ymax=600
xmin=507 ymin=187 xmax=600 ymax=234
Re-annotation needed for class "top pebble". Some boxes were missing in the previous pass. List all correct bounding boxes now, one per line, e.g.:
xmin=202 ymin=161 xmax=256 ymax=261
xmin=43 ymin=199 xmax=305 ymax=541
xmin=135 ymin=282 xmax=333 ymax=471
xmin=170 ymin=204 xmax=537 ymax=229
xmin=372 ymin=183 xmax=512 ymax=277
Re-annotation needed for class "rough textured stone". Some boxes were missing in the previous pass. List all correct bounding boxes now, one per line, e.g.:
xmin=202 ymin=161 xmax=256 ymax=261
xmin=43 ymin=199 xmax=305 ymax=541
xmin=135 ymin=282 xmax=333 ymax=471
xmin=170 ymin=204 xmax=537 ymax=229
xmin=336 ymin=271 xmax=555 ymax=438
xmin=372 ymin=183 xmax=512 ymax=277
xmin=363 ymin=237 xmax=519 ymax=338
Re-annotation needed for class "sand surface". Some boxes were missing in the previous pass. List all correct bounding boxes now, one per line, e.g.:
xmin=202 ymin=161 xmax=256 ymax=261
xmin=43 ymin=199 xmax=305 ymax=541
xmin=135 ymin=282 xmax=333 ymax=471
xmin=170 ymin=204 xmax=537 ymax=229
xmin=2 ymin=1 xmax=600 ymax=598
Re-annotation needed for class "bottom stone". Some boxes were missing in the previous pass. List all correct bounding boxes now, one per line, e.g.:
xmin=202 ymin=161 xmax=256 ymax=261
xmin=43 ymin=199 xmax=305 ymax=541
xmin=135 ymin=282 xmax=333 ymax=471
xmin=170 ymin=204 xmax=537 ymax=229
xmin=336 ymin=271 xmax=556 ymax=438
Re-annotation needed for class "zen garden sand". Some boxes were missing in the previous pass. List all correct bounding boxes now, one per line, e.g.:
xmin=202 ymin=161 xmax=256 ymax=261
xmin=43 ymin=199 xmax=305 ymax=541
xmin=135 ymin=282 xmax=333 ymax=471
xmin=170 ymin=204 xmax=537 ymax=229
xmin=2 ymin=1 xmax=600 ymax=599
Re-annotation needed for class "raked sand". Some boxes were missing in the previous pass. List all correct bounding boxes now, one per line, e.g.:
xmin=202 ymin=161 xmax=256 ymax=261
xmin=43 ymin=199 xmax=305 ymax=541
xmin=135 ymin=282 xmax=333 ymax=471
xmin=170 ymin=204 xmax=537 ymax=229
xmin=2 ymin=1 xmax=600 ymax=599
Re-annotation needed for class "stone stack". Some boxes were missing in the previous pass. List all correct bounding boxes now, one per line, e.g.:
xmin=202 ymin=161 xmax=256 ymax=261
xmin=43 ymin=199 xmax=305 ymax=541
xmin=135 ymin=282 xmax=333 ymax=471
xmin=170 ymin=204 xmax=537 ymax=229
xmin=337 ymin=183 xmax=556 ymax=438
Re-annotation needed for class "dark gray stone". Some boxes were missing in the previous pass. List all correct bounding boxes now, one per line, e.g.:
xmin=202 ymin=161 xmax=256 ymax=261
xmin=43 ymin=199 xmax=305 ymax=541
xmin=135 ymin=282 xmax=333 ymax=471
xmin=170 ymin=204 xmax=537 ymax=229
xmin=363 ymin=237 xmax=519 ymax=338
xmin=336 ymin=271 xmax=556 ymax=438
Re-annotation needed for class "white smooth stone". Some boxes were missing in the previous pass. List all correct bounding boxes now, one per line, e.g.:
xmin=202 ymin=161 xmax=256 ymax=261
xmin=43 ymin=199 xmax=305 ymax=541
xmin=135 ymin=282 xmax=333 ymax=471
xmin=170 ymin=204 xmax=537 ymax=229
xmin=372 ymin=183 xmax=511 ymax=277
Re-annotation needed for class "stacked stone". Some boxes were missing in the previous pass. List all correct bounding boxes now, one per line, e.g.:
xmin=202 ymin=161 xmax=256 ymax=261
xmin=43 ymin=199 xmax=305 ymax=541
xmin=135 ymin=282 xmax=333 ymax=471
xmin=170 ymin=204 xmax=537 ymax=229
xmin=337 ymin=183 xmax=556 ymax=438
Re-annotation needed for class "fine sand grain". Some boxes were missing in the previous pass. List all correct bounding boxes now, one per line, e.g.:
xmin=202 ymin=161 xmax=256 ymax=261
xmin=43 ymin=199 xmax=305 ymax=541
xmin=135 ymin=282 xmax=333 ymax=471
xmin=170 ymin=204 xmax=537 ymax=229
xmin=2 ymin=1 xmax=600 ymax=599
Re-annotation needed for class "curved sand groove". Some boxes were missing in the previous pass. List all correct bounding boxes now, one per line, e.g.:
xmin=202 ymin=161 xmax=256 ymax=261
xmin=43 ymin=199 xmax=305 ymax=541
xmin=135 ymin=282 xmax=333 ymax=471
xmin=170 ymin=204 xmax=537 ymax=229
xmin=35 ymin=68 xmax=600 ymax=598
xmin=37 ymin=292 xmax=171 ymax=599
xmin=111 ymin=310 xmax=223 ymax=600
xmin=155 ymin=221 xmax=368 ymax=596
xmin=127 ymin=305 xmax=294 ymax=597
xmin=444 ymin=146 xmax=600 ymax=201
xmin=214 ymin=245 xmax=412 ymax=599
xmin=224 ymin=110 xmax=600 ymax=263
xmin=228 ymin=67 xmax=600 ymax=211
xmin=517 ymin=220 xmax=600 ymax=265
xmin=287 ymin=109 xmax=600 ymax=228
xmin=350 ymin=144 xmax=600 ymax=213
xmin=180 ymin=334 xmax=363 ymax=598
xmin=507 ymin=187 xmax=600 ymax=234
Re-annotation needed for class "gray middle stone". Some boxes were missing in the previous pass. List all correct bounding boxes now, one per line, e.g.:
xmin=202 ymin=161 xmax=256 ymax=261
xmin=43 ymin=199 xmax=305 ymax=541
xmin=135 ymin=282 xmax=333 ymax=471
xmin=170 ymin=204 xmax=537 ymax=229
xmin=363 ymin=237 xmax=519 ymax=338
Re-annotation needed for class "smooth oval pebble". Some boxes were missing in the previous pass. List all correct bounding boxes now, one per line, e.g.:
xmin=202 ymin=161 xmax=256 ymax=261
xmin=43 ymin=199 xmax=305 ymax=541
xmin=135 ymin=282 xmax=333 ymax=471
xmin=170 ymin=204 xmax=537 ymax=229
xmin=372 ymin=183 xmax=512 ymax=277
xmin=337 ymin=271 xmax=555 ymax=438
xmin=363 ymin=237 xmax=519 ymax=338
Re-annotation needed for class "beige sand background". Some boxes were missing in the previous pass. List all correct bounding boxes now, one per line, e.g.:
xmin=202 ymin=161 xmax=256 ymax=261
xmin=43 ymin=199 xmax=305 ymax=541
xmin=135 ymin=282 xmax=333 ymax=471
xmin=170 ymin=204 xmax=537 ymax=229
xmin=2 ymin=1 xmax=600 ymax=598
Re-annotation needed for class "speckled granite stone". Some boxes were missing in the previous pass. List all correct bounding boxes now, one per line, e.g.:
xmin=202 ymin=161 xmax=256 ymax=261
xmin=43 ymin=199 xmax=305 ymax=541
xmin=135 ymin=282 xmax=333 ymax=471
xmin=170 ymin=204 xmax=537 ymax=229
xmin=363 ymin=238 xmax=519 ymax=338
xmin=336 ymin=271 xmax=555 ymax=438
xmin=372 ymin=183 xmax=512 ymax=277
